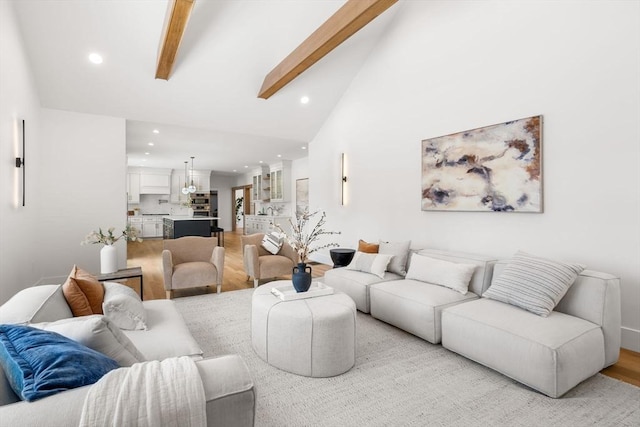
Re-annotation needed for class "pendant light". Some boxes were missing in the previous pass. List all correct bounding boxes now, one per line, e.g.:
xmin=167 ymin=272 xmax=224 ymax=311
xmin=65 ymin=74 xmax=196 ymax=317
xmin=188 ymin=156 xmax=197 ymax=193
xmin=181 ymin=161 xmax=190 ymax=195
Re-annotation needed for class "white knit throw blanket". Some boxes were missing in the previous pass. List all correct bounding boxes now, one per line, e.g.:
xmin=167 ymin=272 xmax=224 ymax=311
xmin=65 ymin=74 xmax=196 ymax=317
xmin=79 ymin=356 xmax=206 ymax=427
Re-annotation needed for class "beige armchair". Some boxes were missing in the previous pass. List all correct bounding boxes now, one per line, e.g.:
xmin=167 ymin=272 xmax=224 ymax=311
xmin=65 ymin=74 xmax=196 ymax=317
xmin=162 ymin=236 xmax=225 ymax=299
xmin=241 ymin=233 xmax=297 ymax=288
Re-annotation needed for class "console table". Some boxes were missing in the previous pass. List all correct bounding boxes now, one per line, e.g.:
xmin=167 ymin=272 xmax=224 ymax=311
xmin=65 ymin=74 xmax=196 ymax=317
xmin=97 ymin=266 xmax=144 ymax=300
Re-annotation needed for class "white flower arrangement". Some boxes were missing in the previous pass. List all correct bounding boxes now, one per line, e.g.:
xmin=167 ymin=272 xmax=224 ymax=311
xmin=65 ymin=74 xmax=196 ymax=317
xmin=82 ymin=225 xmax=142 ymax=246
xmin=275 ymin=210 xmax=340 ymax=263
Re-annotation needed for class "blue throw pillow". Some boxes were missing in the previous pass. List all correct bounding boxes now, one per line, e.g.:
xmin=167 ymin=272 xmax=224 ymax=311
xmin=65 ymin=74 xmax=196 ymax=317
xmin=0 ymin=324 xmax=119 ymax=401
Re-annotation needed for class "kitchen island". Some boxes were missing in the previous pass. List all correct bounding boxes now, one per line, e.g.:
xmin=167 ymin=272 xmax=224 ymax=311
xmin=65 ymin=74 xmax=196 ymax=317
xmin=163 ymin=216 xmax=220 ymax=239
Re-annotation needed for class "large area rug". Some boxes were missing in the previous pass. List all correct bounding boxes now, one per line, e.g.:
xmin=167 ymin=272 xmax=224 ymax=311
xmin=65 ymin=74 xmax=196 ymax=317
xmin=174 ymin=289 xmax=640 ymax=426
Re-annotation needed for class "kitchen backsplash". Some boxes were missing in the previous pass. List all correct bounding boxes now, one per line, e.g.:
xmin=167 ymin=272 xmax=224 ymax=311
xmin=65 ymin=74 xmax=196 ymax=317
xmin=128 ymin=194 xmax=191 ymax=215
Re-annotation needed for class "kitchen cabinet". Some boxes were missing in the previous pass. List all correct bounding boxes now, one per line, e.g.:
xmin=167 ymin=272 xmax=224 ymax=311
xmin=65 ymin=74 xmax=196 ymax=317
xmin=245 ymin=215 xmax=291 ymax=236
xmin=141 ymin=216 xmax=163 ymax=238
xmin=269 ymin=160 xmax=291 ymax=202
xmin=127 ymin=173 xmax=140 ymax=204
xmin=140 ymin=173 xmax=170 ymax=194
xmin=252 ymin=165 xmax=271 ymax=202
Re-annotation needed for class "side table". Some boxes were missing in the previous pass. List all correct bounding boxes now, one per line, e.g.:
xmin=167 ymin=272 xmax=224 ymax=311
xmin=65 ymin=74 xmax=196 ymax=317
xmin=329 ymin=248 xmax=356 ymax=268
xmin=96 ymin=266 xmax=144 ymax=300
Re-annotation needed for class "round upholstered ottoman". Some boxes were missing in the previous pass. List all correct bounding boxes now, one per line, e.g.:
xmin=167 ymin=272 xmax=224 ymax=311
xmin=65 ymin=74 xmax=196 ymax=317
xmin=251 ymin=281 xmax=356 ymax=377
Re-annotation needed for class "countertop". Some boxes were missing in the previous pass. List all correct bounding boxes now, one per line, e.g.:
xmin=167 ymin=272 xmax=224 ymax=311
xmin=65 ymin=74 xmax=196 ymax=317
xmin=163 ymin=216 xmax=220 ymax=221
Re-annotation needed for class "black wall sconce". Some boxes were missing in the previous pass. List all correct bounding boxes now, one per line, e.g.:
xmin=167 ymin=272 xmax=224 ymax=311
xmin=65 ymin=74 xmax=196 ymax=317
xmin=15 ymin=119 xmax=25 ymax=207
xmin=341 ymin=152 xmax=348 ymax=205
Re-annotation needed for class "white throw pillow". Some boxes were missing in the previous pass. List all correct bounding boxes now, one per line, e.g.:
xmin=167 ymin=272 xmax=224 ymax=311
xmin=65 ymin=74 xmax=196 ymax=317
xmin=102 ymin=282 xmax=147 ymax=330
xmin=0 ymin=284 xmax=73 ymax=324
xmin=344 ymin=252 xmax=394 ymax=279
xmin=379 ymin=240 xmax=411 ymax=276
xmin=30 ymin=315 xmax=146 ymax=367
xmin=483 ymin=251 xmax=585 ymax=317
xmin=261 ymin=232 xmax=284 ymax=255
xmin=406 ymin=254 xmax=476 ymax=294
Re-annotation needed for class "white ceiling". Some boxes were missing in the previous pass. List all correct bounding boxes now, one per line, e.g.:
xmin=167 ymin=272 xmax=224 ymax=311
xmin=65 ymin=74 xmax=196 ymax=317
xmin=12 ymin=0 xmax=399 ymax=174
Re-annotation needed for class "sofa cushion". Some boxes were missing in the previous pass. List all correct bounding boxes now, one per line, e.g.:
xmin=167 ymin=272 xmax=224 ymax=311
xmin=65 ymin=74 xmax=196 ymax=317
xmin=370 ymin=279 xmax=478 ymax=344
xmin=30 ymin=315 xmax=146 ymax=367
xmin=123 ymin=299 xmax=203 ymax=360
xmin=62 ymin=265 xmax=105 ymax=316
xmin=323 ymin=268 xmax=403 ymax=313
xmin=0 ymin=285 xmax=72 ymax=324
xmin=379 ymin=240 xmax=411 ymax=276
xmin=441 ymin=298 xmax=604 ymax=397
xmin=0 ymin=324 xmax=118 ymax=401
xmin=344 ymin=252 xmax=393 ymax=279
xmin=261 ymin=232 xmax=283 ymax=255
xmin=102 ymin=282 xmax=147 ymax=330
xmin=358 ymin=239 xmax=379 ymax=253
xmin=483 ymin=251 xmax=585 ymax=317
xmin=406 ymin=253 xmax=476 ymax=295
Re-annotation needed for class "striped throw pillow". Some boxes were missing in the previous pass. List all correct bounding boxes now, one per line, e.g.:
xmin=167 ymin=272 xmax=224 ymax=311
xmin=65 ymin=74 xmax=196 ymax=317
xmin=261 ymin=232 xmax=284 ymax=255
xmin=483 ymin=251 xmax=585 ymax=317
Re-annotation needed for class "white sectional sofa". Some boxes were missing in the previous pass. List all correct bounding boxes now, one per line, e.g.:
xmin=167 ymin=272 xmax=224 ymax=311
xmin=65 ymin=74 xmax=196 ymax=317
xmin=0 ymin=283 xmax=256 ymax=426
xmin=324 ymin=248 xmax=621 ymax=398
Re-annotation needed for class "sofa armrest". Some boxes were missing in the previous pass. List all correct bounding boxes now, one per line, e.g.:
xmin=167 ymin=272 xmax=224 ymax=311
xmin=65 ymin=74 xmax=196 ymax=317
xmin=0 ymin=356 xmax=255 ymax=427
xmin=555 ymin=270 xmax=621 ymax=367
xmin=243 ymin=245 xmax=259 ymax=279
xmin=211 ymin=246 xmax=225 ymax=285
xmin=162 ymin=249 xmax=173 ymax=291
xmin=197 ymin=355 xmax=255 ymax=427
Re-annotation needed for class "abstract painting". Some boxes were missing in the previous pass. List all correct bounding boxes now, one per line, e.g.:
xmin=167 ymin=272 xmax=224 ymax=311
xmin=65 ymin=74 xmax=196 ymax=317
xmin=296 ymin=178 xmax=309 ymax=216
xmin=421 ymin=115 xmax=542 ymax=212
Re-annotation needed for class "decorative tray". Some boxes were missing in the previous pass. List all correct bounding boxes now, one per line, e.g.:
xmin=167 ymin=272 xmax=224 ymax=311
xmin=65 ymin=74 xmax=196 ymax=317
xmin=271 ymin=282 xmax=334 ymax=301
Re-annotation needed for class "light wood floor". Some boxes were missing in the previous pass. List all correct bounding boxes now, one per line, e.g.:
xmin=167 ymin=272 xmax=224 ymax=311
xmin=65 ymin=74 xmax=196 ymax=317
xmin=126 ymin=230 xmax=639 ymax=388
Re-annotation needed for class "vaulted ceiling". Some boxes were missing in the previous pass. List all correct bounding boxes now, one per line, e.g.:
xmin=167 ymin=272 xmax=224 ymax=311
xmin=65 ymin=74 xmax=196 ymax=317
xmin=12 ymin=0 xmax=399 ymax=174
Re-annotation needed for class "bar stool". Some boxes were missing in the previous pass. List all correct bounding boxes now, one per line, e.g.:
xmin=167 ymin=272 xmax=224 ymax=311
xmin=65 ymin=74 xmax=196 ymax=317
xmin=211 ymin=226 xmax=224 ymax=247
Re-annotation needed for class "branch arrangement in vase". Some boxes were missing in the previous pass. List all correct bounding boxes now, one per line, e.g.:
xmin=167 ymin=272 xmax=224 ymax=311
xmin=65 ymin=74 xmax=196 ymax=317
xmin=275 ymin=210 xmax=340 ymax=263
xmin=81 ymin=225 xmax=142 ymax=246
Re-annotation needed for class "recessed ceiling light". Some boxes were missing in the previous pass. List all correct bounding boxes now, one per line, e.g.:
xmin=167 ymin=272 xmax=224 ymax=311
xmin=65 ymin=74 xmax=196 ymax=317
xmin=300 ymin=96 xmax=310 ymax=104
xmin=144 ymin=152 xmax=150 ymax=155
xmin=233 ymin=169 xmax=237 ymax=172
xmin=277 ymin=154 xmax=282 ymax=158
xmin=259 ymin=160 xmax=263 ymax=164
xmin=152 ymin=129 xmax=159 ymax=134
xmin=148 ymin=142 xmax=154 ymax=146
xmin=302 ymin=146 xmax=307 ymax=150
xmin=244 ymin=165 xmax=248 ymax=168
xmin=142 ymin=158 xmax=147 ymax=162
xmin=88 ymin=53 xmax=103 ymax=64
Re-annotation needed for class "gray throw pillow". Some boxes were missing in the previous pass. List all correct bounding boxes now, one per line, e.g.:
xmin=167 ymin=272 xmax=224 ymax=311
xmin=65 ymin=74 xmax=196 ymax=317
xmin=379 ymin=240 xmax=411 ymax=276
xmin=483 ymin=251 xmax=585 ymax=317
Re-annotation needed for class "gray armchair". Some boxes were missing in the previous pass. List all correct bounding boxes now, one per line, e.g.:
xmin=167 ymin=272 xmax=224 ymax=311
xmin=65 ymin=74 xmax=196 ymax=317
xmin=162 ymin=236 xmax=225 ymax=299
xmin=241 ymin=233 xmax=297 ymax=288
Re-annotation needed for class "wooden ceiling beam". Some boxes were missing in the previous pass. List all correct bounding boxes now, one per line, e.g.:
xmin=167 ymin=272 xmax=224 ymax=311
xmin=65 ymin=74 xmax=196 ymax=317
xmin=258 ymin=0 xmax=398 ymax=99
xmin=156 ymin=0 xmax=195 ymax=80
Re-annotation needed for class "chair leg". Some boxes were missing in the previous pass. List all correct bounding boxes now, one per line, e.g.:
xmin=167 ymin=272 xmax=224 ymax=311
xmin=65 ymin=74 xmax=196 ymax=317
xmin=216 ymin=284 xmax=221 ymax=294
xmin=166 ymin=290 xmax=173 ymax=300
xmin=254 ymin=278 xmax=259 ymax=288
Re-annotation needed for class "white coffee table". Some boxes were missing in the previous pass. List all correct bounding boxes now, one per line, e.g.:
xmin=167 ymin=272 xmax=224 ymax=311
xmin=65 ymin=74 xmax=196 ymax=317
xmin=251 ymin=280 xmax=356 ymax=377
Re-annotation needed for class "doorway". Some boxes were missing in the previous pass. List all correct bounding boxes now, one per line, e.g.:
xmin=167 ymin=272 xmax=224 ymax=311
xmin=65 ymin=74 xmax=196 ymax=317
xmin=231 ymin=185 xmax=252 ymax=233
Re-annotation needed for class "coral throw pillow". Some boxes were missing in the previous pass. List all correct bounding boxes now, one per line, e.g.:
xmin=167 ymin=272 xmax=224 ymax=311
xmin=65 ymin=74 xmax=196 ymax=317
xmin=358 ymin=239 xmax=379 ymax=254
xmin=62 ymin=265 xmax=105 ymax=316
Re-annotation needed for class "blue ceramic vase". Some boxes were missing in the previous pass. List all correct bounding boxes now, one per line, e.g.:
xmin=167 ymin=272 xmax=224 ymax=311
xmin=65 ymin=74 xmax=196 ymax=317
xmin=292 ymin=262 xmax=312 ymax=292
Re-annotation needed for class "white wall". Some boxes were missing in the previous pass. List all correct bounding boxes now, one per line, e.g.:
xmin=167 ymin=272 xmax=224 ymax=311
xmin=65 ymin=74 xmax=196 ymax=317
xmin=38 ymin=109 xmax=127 ymax=282
xmin=0 ymin=1 xmax=42 ymax=302
xmin=309 ymin=1 xmax=640 ymax=350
